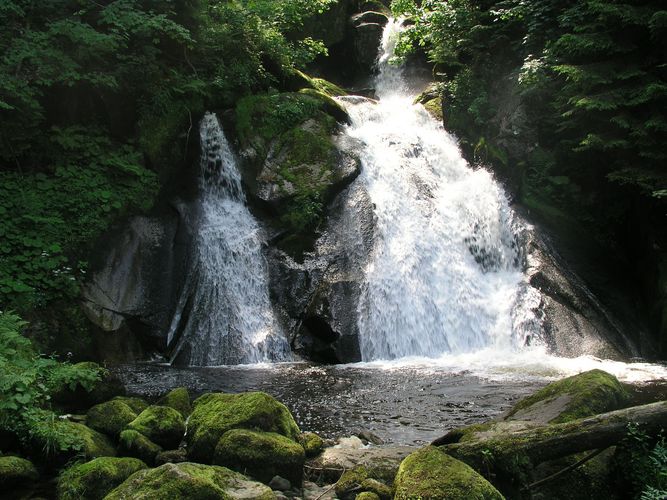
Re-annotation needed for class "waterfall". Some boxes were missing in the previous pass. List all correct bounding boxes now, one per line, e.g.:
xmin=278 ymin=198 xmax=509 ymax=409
xmin=344 ymin=19 xmax=543 ymax=361
xmin=167 ymin=113 xmax=291 ymax=366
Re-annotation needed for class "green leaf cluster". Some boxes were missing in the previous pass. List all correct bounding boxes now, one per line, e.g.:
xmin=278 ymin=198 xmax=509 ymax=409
xmin=0 ymin=311 xmax=103 ymax=454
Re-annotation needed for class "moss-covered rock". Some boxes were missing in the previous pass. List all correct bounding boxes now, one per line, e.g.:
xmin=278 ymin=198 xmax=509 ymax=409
xmin=87 ymin=400 xmax=137 ymax=437
xmin=394 ymin=446 xmax=504 ymax=500
xmin=57 ymin=457 xmax=146 ymax=500
xmin=0 ymin=456 xmax=39 ymax=488
xmin=126 ymin=405 xmax=185 ymax=449
xmin=187 ymin=392 xmax=300 ymax=463
xmin=155 ymin=448 xmax=188 ymax=466
xmin=355 ymin=493 xmax=380 ymax=500
xmin=299 ymin=431 xmax=324 ymax=457
xmin=158 ymin=387 xmax=192 ymax=419
xmin=213 ymin=429 xmax=305 ymax=486
xmin=298 ymin=88 xmax=350 ymax=124
xmin=104 ymin=462 xmax=274 ymax=499
xmin=360 ymin=479 xmax=392 ymax=500
xmin=506 ymin=369 xmax=629 ymax=424
xmin=32 ymin=421 xmax=116 ymax=463
xmin=112 ymin=397 xmax=149 ymax=415
xmin=335 ymin=466 xmax=369 ymax=499
xmin=118 ymin=430 xmax=162 ymax=466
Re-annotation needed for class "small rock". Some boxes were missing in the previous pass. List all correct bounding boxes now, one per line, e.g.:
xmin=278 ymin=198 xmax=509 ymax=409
xmin=155 ymin=449 xmax=188 ymax=466
xmin=269 ymin=475 xmax=292 ymax=491
xmin=355 ymin=429 xmax=383 ymax=445
xmin=335 ymin=436 xmax=365 ymax=449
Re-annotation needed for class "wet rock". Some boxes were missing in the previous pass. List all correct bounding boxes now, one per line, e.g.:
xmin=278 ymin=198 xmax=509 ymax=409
xmin=0 ymin=456 xmax=38 ymax=488
xmin=214 ymin=429 xmax=305 ymax=486
xmin=158 ymin=387 xmax=192 ymax=419
xmin=187 ymin=392 xmax=301 ymax=463
xmin=268 ymin=475 xmax=291 ymax=491
xmin=394 ymin=446 xmax=504 ymax=500
xmin=351 ymin=11 xmax=389 ymax=28
xmin=126 ymin=405 xmax=185 ymax=449
xmin=57 ymin=457 xmax=147 ymax=500
xmin=86 ymin=400 xmax=137 ymax=437
xmin=352 ymin=22 xmax=384 ymax=70
xmin=309 ymin=446 xmax=412 ymax=484
xmin=104 ymin=462 xmax=274 ymax=499
xmin=355 ymin=429 xmax=384 ymax=445
xmin=118 ymin=430 xmax=162 ymax=466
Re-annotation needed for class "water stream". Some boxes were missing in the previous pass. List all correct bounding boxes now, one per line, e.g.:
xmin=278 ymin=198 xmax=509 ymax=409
xmin=166 ymin=113 xmax=291 ymax=366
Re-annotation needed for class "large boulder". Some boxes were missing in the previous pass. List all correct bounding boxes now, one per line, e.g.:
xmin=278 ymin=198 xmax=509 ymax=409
xmin=158 ymin=387 xmax=192 ymax=419
xmin=186 ymin=392 xmax=300 ymax=463
xmin=118 ymin=430 xmax=162 ymax=466
xmin=126 ymin=406 xmax=185 ymax=449
xmin=30 ymin=421 xmax=116 ymax=464
xmin=57 ymin=457 xmax=147 ymax=500
xmin=335 ymin=466 xmax=392 ymax=500
xmin=505 ymin=369 xmax=629 ymax=424
xmin=213 ymin=429 xmax=305 ymax=485
xmin=0 ymin=456 xmax=38 ymax=489
xmin=87 ymin=400 xmax=138 ymax=437
xmin=104 ymin=462 xmax=275 ymax=499
xmin=308 ymin=446 xmax=413 ymax=484
xmin=394 ymin=446 xmax=504 ymax=500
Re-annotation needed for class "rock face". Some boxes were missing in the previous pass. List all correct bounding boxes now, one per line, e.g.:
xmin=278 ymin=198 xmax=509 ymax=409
xmin=394 ymin=446 xmax=504 ymax=500
xmin=126 ymin=406 xmax=186 ymax=449
xmin=104 ymin=462 xmax=274 ymax=500
xmin=57 ymin=457 xmax=147 ymax=500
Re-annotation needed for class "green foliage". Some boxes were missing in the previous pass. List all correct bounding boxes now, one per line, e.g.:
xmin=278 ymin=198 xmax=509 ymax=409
xmin=0 ymin=311 xmax=103 ymax=455
xmin=616 ymin=424 xmax=667 ymax=499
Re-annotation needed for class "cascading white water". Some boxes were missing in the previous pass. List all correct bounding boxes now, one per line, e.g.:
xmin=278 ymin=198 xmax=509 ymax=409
xmin=167 ymin=113 xmax=290 ymax=366
xmin=345 ymin=19 xmax=543 ymax=361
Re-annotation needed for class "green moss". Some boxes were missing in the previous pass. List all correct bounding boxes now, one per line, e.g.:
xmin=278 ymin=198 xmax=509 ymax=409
xmin=158 ymin=387 xmax=192 ymax=419
xmin=394 ymin=446 xmax=504 ymax=500
xmin=187 ymin=392 xmax=300 ymax=463
xmin=0 ymin=456 xmax=39 ymax=488
xmin=53 ymin=422 xmax=117 ymax=460
xmin=423 ymin=97 xmax=444 ymax=122
xmin=213 ymin=429 xmax=305 ymax=485
xmin=298 ymin=88 xmax=350 ymax=124
xmin=356 ymin=493 xmax=380 ymax=500
xmin=360 ymin=478 xmax=392 ymax=499
xmin=335 ymin=466 xmax=369 ymax=498
xmin=86 ymin=400 xmax=137 ymax=437
xmin=126 ymin=405 xmax=185 ymax=449
xmin=299 ymin=431 xmax=324 ymax=457
xmin=105 ymin=462 xmax=274 ymax=500
xmin=112 ymin=397 xmax=149 ymax=415
xmin=118 ymin=430 xmax=162 ymax=466
xmin=235 ymin=92 xmax=323 ymax=147
xmin=310 ymin=78 xmax=347 ymax=98
xmin=57 ymin=457 xmax=146 ymax=500
xmin=507 ymin=369 xmax=630 ymax=424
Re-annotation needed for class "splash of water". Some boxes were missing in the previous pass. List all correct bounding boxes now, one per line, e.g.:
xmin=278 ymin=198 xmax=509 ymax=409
xmin=344 ymin=19 xmax=543 ymax=361
xmin=167 ymin=113 xmax=291 ymax=366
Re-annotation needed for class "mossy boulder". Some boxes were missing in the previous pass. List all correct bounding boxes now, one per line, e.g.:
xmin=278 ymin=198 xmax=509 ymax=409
xmin=187 ymin=392 xmax=300 ymax=463
xmin=87 ymin=400 xmax=137 ymax=437
xmin=30 ymin=421 xmax=116 ymax=464
xmin=299 ymin=431 xmax=324 ymax=457
xmin=118 ymin=430 xmax=162 ymax=466
xmin=394 ymin=446 xmax=504 ymax=500
xmin=126 ymin=405 xmax=185 ymax=449
xmin=0 ymin=456 xmax=39 ymax=488
xmin=104 ymin=462 xmax=274 ymax=499
xmin=112 ymin=397 xmax=149 ymax=414
xmin=57 ymin=457 xmax=146 ymax=500
xmin=298 ymin=88 xmax=350 ymax=124
xmin=335 ymin=466 xmax=369 ymax=499
xmin=355 ymin=493 xmax=380 ymax=500
xmin=155 ymin=449 xmax=188 ymax=466
xmin=158 ymin=387 xmax=192 ymax=419
xmin=360 ymin=479 xmax=392 ymax=500
xmin=506 ymin=369 xmax=629 ymax=424
xmin=213 ymin=429 xmax=305 ymax=486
